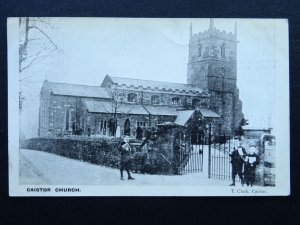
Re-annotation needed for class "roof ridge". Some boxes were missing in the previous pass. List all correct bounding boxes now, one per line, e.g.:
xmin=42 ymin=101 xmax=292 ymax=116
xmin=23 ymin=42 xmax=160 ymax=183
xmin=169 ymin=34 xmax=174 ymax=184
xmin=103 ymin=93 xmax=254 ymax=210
xmin=110 ymin=76 xmax=193 ymax=86
xmin=47 ymin=81 xmax=104 ymax=89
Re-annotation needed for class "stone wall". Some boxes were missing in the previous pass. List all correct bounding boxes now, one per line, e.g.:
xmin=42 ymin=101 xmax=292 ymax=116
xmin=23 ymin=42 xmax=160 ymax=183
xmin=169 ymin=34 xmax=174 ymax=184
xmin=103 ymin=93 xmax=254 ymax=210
xmin=39 ymin=93 xmax=99 ymax=137
xmin=244 ymin=129 xmax=272 ymax=139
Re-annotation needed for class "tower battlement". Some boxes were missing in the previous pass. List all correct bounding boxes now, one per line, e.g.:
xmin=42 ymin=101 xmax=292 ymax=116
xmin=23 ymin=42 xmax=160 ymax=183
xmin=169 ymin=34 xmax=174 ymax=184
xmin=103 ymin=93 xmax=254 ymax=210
xmin=191 ymin=28 xmax=236 ymax=42
xmin=188 ymin=20 xmax=237 ymax=64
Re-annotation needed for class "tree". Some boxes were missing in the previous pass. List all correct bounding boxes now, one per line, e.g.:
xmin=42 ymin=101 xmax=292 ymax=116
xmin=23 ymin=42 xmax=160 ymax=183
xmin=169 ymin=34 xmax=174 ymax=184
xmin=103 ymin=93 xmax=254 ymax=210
xmin=19 ymin=17 xmax=61 ymax=111
xmin=105 ymin=85 xmax=134 ymax=137
xmin=106 ymin=86 xmax=124 ymax=137
xmin=235 ymin=117 xmax=249 ymax=136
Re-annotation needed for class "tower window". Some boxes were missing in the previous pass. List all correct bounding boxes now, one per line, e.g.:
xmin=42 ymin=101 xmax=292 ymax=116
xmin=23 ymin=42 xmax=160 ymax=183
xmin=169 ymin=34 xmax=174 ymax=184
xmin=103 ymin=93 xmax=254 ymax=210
xmin=221 ymin=43 xmax=226 ymax=58
xmin=172 ymin=97 xmax=181 ymax=106
xmin=212 ymin=44 xmax=218 ymax=58
xmin=151 ymin=95 xmax=160 ymax=104
xmin=127 ymin=93 xmax=137 ymax=102
xmin=197 ymin=43 xmax=202 ymax=57
xmin=203 ymin=46 xmax=210 ymax=58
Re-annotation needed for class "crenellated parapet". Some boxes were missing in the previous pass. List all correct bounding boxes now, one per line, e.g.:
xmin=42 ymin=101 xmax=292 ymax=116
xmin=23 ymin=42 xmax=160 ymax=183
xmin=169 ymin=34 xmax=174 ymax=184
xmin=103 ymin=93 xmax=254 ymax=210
xmin=188 ymin=20 xmax=237 ymax=64
xmin=191 ymin=28 xmax=236 ymax=43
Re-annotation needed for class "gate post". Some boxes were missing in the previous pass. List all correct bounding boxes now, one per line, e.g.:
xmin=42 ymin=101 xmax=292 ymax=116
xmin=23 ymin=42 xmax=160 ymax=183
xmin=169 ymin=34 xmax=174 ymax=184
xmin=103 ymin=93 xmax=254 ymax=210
xmin=208 ymin=122 xmax=212 ymax=178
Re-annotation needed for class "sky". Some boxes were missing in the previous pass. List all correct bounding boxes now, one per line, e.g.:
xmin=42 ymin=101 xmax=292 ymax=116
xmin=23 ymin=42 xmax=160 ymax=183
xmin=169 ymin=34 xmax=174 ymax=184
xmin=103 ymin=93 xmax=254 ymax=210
xmin=18 ymin=18 xmax=280 ymax=138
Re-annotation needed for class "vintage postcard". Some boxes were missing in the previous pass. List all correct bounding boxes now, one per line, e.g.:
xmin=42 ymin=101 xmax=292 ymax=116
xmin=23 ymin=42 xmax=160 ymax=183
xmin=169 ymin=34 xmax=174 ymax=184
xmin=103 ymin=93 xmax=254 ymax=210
xmin=8 ymin=18 xmax=290 ymax=196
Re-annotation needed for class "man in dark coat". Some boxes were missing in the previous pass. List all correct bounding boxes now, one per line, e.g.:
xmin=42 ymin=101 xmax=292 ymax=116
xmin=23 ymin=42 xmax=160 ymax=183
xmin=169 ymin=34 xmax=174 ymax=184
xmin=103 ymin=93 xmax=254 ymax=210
xmin=119 ymin=136 xmax=135 ymax=180
xmin=229 ymin=141 xmax=246 ymax=186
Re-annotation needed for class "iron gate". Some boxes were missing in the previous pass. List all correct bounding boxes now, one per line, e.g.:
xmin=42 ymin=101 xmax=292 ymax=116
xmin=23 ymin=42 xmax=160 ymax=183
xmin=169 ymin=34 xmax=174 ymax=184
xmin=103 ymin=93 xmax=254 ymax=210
xmin=180 ymin=143 xmax=204 ymax=174
xmin=209 ymin=136 xmax=231 ymax=180
xmin=176 ymin=130 xmax=235 ymax=180
xmin=178 ymin=132 xmax=204 ymax=174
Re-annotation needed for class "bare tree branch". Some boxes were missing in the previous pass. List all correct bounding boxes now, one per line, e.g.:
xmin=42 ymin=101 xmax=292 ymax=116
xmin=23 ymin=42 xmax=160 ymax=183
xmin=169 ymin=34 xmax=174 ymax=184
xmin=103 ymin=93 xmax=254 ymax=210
xmin=20 ymin=48 xmax=57 ymax=73
xmin=18 ymin=17 xmax=62 ymax=111
xmin=19 ymin=55 xmax=40 ymax=73
xmin=28 ymin=26 xmax=58 ymax=50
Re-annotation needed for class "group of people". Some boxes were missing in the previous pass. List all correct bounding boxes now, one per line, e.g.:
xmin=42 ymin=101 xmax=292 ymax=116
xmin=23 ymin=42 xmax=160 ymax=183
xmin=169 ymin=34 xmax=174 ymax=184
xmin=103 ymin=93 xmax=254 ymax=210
xmin=230 ymin=139 xmax=259 ymax=186
xmin=118 ymin=135 xmax=259 ymax=185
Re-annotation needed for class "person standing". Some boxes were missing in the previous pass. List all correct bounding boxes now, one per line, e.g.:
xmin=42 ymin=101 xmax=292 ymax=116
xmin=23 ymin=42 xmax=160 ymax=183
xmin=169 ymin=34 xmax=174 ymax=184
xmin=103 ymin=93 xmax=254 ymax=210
xmin=244 ymin=146 xmax=259 ymax=186
xmin=119 ymin=136 xmax=135 ymax=180
xmin=229 ymin=140 xmax=246 ymax=186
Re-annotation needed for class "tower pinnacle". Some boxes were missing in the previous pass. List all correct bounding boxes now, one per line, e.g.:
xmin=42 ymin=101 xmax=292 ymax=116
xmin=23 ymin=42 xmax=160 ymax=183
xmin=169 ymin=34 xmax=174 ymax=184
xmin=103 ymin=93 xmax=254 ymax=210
xmin=234 ymin=21 xmax=237 ymax=39
xmin=189 ymin=22 xmax=193 ymax=38
xmin=209 ymin=18 xmax=214 ymax=30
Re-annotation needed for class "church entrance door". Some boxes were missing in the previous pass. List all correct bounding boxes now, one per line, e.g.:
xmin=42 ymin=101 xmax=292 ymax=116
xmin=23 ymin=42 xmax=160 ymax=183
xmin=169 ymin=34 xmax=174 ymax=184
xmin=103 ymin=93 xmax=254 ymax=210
xmin=190 ymin=126 xmax=205 ymax=145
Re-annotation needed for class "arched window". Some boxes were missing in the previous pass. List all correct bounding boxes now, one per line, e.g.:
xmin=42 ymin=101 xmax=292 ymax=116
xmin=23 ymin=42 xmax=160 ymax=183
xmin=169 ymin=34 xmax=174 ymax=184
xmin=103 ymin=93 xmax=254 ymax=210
xmin=70 ymin=111 xmax=76 ymax=134
xmin=197 ymin=43 xmax=202 ymax=57
xmin=99 ymin=120 xmax=104 ymax=133
xmin=172 ymin=97 xmax=181 ymax=106
xmin=212 ymin=44 xmax=218 ymax=58
xmin=151 ymin=95 xmax=160 ymax=104
xmin=127 ymin=93 xmax=137 ymax=102
xmin=221 ymin=43 xmax=226 ymax=58
xmin=136 ymin=126 xmax=143 ymax=140
xmin=108 ymin=119 xmax=116 ymax=136
xmin=203 ymin=46 xmax=210 ymax=58
xmin=124 ymin=119 xmax=131 ymax=135
xmin=100 ymin=120 xmax=107 ymax=135
xmin=137 ymin=121 xmax=146 ymax=127
xmin=192 ymin=98 xmax=200 ymax=107
xmin=65 ymin=109 xmax=70 ymax=130
xmin=103 ymin=120 xmax=107 ymax=134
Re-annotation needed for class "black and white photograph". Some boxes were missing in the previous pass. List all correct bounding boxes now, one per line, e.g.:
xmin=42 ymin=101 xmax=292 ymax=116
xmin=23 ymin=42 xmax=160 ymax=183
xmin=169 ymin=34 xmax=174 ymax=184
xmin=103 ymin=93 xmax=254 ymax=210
xmin=7 ymin=18 xmax=289 ymax=196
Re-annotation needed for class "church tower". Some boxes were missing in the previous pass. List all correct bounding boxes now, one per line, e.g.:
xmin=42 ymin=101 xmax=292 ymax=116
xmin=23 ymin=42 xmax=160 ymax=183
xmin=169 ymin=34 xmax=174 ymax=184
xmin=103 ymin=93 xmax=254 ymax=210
xmin=187 ymin=19 xmax=243 ymax=134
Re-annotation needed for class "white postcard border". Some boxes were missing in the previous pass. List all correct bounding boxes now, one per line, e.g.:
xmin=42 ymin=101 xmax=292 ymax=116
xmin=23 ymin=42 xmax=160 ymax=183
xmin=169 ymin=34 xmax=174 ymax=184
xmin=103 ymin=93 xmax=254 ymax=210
xmin=8 ymin=18 xmax=290 ymax=196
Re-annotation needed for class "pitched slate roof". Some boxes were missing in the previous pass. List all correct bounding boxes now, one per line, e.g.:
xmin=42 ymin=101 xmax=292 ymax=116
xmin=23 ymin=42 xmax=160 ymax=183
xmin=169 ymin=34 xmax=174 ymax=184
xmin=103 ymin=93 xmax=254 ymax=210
xmin=199 ymin=108 xmax=220 ymax=118
xmin=175 ymin=109 xmax=220 ymax=126
xmin=106 ymin=76 xmax=204 ymax=95
xmin=83 ymin=100 xmax=149 ymax=115
xmin=175 ymin=110 xmax=195 ymax=126
xmin=83 ymin=98 xmax=179 ymax=116
xmin=44 ymin=81 xmax=110 ymax=99
xmin=143 ymin=105 xmax=178 ymax=116
xmin=83 ymin=98 xmax=220 ymax=121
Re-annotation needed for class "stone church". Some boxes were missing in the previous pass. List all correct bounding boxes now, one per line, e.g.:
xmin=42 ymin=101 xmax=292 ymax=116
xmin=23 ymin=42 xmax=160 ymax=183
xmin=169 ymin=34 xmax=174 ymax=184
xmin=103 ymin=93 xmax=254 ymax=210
xmin=38 ymin=20 xmax=243 ymax=140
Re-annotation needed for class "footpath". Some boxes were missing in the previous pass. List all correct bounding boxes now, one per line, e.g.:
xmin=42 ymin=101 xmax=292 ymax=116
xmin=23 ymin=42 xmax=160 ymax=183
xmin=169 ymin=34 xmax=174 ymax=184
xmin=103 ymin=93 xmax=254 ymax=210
xmin=20 ymin=149 xmax=232 ymax=186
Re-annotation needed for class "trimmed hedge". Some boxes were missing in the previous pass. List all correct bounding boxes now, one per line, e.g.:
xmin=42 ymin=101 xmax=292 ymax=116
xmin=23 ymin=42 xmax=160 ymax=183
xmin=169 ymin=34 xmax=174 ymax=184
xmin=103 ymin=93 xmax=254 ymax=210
xmin=20 ymin=137 xmax=173 ymax=175
xmin=21 ymin=137 xmax=120 ymax=168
